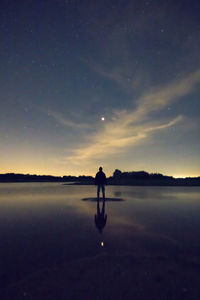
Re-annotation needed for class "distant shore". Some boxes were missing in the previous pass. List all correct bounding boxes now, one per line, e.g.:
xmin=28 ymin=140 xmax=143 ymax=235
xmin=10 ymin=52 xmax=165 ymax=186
xmin=1 ymin=172 xmax=200 ymax=186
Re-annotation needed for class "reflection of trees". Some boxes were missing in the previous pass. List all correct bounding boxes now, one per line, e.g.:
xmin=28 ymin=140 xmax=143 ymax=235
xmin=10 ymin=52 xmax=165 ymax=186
xmin=94 ymin=199 xmax=107 ymax=233
xmin=114 ymin=191 xmax=122 ymax=197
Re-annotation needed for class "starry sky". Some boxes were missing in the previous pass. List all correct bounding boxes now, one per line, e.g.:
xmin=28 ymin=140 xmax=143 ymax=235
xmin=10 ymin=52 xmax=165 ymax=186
xmin=1 ymin=0 xmax=200 ymax=177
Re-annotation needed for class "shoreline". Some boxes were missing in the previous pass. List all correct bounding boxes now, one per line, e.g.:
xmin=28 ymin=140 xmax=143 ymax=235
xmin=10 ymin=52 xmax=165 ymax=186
xmin=0 ymin=181 xmax=200 ymax=186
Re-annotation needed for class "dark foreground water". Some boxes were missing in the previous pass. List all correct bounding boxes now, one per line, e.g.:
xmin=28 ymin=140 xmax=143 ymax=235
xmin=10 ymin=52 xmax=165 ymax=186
xmin=0 ymin=183 xmax=200 ymax=300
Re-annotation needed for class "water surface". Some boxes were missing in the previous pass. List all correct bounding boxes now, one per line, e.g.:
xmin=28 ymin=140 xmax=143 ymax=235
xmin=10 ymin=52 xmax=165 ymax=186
xmin=0 ymin=183 xmax=200 ymax=299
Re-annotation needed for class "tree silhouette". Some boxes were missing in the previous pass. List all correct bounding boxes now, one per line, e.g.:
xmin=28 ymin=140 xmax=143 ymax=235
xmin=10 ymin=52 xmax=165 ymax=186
xmin=113 ymin=169 xmax=122 ymax=178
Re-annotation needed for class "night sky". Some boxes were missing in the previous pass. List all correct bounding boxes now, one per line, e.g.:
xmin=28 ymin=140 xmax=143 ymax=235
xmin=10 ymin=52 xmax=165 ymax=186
xmin=1 ymin=0 xmax=200 ymax=177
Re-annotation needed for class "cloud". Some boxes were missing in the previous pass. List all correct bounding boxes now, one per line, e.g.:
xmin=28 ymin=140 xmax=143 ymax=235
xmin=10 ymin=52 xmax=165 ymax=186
xmin=66 ymin=69 xmax=200 ymax=163
xmin=68 ymin=116 xmax=183 ymax=162
xmin=47 ymin=110 xmax=90 ymax=129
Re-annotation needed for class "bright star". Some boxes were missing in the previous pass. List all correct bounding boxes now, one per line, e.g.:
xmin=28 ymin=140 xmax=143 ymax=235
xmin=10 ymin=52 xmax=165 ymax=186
xmin=101 ymin=117 xmax=105 ymax=121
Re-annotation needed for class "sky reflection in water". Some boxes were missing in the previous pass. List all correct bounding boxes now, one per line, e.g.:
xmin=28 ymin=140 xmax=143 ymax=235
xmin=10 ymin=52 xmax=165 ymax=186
xmin=0 ymin=183 xmax=200 ymax=296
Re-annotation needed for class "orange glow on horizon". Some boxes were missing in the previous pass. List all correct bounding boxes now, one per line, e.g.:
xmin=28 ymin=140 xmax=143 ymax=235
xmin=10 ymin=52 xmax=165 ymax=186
xmin=0 ymin=167 xmax=200 ymax=179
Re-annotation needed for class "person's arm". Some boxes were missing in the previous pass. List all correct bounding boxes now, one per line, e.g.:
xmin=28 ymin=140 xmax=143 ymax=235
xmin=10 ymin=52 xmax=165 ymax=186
xmin=104 ymin=174 xmax=107 ymax=185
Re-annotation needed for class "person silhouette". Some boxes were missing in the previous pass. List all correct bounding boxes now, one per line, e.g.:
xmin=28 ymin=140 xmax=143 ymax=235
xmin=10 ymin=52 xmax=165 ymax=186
xmin=95 ymin=166 xmax=107 ymax=200
xmin=94 ymin=199 xmax=107 ymax=233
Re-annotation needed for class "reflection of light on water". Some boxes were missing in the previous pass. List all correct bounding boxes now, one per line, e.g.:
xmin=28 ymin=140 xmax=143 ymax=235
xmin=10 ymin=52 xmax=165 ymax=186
xmin=101 ymin=242 xmax=104 ymax=247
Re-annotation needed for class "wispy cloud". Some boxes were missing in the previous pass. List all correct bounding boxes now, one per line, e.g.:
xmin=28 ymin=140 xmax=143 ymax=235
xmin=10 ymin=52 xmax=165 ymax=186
xmin=47 ymin=110 xmax=90 ymax=130
xmin=66 ymin=69 xmax=200 ymax=163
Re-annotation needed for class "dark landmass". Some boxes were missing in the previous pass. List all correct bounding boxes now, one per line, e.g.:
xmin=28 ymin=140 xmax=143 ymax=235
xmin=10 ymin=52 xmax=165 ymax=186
xmin=0 ymin=170 xmax=200 ymax=186
xmin=0 ymin=173 xmax=94 ymax=183
xmin=108 ymin=170 xmax=200 ymax=186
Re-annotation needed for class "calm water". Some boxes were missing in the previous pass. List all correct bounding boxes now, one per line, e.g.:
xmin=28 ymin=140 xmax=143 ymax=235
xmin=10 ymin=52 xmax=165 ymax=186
xmin=0 ymin=183 xmax=200 ymax=299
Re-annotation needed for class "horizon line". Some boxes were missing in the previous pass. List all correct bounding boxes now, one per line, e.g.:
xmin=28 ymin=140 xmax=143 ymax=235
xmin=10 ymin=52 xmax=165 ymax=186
xmin=1 ymin=171 xmax=200 ymax=180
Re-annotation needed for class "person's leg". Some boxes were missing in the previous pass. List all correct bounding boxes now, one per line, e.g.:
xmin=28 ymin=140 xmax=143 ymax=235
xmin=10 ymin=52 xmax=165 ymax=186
xmin=97 ymin=185 xmax=100 ymax=200
xmin=102 ymin=185 xmax=105 ymax=199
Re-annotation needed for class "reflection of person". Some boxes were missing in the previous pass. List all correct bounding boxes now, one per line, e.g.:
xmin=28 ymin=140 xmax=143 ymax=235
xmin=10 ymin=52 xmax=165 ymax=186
xmin=95 ymin=167 xmax=107 ymax=200
xmin=95 ymin=199 xmax=107 ymax=233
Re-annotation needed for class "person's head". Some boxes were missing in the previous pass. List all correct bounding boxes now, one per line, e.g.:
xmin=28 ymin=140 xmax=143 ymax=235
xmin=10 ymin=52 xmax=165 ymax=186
xmin=99 ymin=166 xmax=103 ymax=172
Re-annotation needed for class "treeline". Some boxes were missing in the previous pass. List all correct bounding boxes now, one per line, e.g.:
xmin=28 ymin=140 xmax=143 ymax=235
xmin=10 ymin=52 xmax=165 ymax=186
xmin=0 ymin=170 xmax=200 ymax=186
xmin=112 ymin=169 xmax=173 ymax=179
xmin=109 ymin=169 xmax=200 ymax=186
xmin=0 ymin=173 xmax=94 ymax=183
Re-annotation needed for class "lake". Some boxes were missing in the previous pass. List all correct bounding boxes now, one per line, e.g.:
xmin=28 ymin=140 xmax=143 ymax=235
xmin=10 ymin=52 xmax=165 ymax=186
xmin=0 ymin=183 xmax=200 ymax=299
